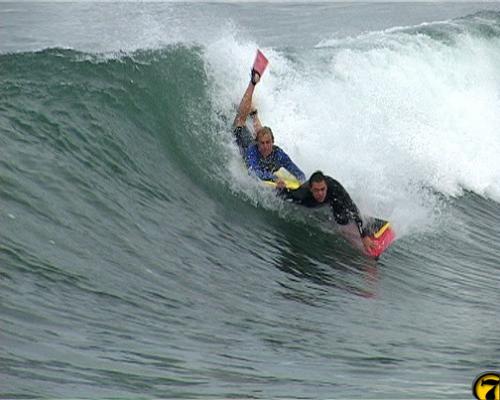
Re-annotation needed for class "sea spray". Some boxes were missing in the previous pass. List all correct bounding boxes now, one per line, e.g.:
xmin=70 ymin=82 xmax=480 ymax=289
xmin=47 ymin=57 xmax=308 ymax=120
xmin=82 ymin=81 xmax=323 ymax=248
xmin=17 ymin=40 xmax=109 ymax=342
xmin=205 ymin=16 xmax=500 ymax=237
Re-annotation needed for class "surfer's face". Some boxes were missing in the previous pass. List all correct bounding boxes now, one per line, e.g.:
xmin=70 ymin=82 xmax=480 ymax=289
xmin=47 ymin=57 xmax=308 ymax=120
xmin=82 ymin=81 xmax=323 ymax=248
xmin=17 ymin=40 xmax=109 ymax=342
xmin=257 ymin=133 xmax=273 ymax=158
xmin=310 ymin=180 xmax=327 ymax=203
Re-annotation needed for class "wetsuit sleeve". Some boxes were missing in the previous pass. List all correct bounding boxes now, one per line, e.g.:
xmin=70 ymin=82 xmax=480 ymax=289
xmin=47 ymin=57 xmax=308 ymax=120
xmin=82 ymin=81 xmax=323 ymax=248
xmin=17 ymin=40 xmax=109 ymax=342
xmin=327 ymin=178 xmax=367 ymax=238
xmin=277 ymin=182 xmax=310 ymax=203
xmin=275 ymin=148 xmax=306 ymax=182
xmin=233 ymin=126 xmax=254 ymax=156
xmin=245 ymin=146 xmax=275 ymax=181
xmin=353 ymin=212 xmax=367 ymax=238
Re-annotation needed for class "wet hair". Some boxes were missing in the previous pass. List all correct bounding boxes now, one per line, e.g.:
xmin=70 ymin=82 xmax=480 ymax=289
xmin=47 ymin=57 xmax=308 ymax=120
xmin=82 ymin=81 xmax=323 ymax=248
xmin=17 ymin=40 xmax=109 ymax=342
xmin=256 ymin=126 xmax=274 ymax=142
xmin=309 ymin=170 xmax=326 ymax=186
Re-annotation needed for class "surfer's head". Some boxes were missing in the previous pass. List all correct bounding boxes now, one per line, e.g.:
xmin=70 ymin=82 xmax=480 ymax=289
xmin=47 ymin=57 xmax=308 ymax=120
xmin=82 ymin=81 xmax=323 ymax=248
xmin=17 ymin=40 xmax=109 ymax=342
xmin=256 ymin=126 xmax=274 ymax=158
xmin=309 ymin=171 xmax=328 ymax=203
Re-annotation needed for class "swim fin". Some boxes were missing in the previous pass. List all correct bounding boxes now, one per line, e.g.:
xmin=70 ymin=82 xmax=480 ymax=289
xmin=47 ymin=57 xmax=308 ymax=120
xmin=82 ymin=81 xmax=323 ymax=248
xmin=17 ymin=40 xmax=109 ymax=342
xmin=252 ymin=49 xmax=269 ymax=78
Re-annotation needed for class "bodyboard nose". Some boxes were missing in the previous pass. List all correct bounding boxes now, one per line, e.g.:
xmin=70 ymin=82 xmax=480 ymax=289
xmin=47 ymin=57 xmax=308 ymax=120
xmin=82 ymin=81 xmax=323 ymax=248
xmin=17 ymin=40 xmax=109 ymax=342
xmin=364 ymin=219 xmax=396 ymax=258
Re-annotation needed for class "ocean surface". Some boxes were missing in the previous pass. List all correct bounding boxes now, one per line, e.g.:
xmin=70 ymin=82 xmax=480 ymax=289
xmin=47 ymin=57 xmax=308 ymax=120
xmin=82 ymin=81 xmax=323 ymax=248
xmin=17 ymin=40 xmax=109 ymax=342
xmin=1 ymin=2 xmax=500 ymax=399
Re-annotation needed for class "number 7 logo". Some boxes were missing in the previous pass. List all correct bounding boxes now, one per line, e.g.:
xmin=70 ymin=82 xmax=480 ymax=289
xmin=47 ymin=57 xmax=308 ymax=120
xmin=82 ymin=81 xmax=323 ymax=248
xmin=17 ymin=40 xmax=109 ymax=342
xmin=473 ymin=372 xmax=500 ymax=400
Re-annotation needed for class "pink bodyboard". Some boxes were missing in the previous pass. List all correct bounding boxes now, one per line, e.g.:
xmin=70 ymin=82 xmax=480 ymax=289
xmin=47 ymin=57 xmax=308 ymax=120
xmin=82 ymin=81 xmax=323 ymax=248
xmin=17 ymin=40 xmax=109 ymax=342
xmin=364 ymin=226 xmax=396 ymax=259
xmin=338 ymin=220 xmax=396 ymax=259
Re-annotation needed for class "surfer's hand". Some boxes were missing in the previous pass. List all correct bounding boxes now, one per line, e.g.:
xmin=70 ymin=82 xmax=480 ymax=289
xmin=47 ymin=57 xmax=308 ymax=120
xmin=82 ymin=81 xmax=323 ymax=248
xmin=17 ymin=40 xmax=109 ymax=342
xmin=362 ymin=236 xmax=377 ymax=252
xmin=250 ymin=69 xmax=260 ymax=85
xmin=275 ymin=179 xmax=286 ymax=190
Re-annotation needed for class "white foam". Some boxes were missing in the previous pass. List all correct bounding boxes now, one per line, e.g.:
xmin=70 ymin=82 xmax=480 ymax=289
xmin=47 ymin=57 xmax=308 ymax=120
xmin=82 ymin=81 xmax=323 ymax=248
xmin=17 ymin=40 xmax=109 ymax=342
xmin=204 ymin=23 xmax=500 ymax=236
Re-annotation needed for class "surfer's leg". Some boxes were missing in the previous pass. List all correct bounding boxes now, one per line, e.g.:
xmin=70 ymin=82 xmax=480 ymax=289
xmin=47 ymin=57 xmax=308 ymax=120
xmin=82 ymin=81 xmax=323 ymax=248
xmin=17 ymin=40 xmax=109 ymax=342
xmin=250 ymin=69 xmax=261 ymax=85
xmin=249 ymin=109 xmax=262 ymax=132
xmin=233 ymin=72 xmax=260 ymax=128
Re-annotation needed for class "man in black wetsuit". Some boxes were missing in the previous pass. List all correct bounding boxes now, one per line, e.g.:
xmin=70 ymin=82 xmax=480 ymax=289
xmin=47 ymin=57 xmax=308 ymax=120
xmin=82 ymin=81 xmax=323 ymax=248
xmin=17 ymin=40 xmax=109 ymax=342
xmin=280 ymin=170 xmax=375 ymax=251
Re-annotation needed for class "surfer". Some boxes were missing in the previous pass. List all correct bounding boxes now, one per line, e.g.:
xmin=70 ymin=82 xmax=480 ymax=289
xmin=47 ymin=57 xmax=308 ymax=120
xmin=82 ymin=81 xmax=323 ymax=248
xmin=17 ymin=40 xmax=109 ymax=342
xmin=280 ymin=171 xmax=375 ymax=251
xmin=233 ymin=69 xmax=306 ymax=187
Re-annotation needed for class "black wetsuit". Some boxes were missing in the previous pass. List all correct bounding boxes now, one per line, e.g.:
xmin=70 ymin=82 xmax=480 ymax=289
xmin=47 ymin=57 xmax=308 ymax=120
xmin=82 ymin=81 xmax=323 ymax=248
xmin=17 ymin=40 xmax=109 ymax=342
xmin=233 ymin=126 xmax=254 ymax=155
xmin=280 ymin=175 xmax=367 ymax=237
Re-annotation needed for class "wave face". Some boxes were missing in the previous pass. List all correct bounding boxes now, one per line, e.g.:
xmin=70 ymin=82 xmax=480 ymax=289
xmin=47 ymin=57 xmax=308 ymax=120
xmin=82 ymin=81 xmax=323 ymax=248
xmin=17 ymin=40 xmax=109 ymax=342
xmin=1 ymin=3 xmax=500 ymax=399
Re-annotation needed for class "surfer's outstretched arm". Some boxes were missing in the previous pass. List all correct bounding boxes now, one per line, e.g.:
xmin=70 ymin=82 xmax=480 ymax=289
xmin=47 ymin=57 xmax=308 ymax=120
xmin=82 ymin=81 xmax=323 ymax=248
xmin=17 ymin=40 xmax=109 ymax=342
xmin=328 ymin=180 xmax=375 ymax=251
xmin=233 ymin=71 xmax=260 ymax=128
